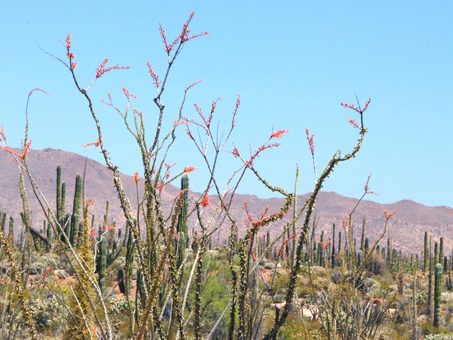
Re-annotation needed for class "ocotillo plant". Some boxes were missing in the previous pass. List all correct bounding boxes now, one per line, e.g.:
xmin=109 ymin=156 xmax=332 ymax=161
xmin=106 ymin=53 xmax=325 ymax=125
xmin=176 ymin=172 xmax=189 ymax=269
xmin=434 ymin=263 xmax=443 ymax=327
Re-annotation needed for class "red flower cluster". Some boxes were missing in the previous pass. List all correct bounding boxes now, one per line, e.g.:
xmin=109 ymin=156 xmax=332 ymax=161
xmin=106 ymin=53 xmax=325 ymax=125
xmin=133 ymin=172 xmax=140 ymax=183
xmin=349 ymin=119 xmax=359 ymax=129
xmin=306 ymin=128 xmax=315 ymax=156
xmin=96 ymin=58 xmax=130 ymax=79
xmin=184 ymin=166 xmax=198 ymax=173
xmin=147 ymin=62 xmax=161 ymax=88
xmin=271 ymin=129 xmax=289 ymax=139
xmin=1 ymin=140 xmax=32 ymax=160
xmin=121 ymin=85 xmax=137 ymax=101
xmin=341 ymin=98 xmax=372 ymax=114
xmin=159 ymin=11 xmax=208 ymax=55
xmin=384 ymin=210 xmax=397 ymax=220
xmin=364 ymin=173 xmax=378 ymax=196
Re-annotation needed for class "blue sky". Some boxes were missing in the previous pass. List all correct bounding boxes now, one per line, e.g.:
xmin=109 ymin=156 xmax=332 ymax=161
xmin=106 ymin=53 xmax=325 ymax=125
xmin=1 ymin=1 xmax=452 ymax=207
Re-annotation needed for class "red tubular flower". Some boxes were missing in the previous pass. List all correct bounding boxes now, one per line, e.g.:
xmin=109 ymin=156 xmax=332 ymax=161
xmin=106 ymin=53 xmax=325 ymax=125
xmin=42 ymin=266 xmax=54 ymax=283
xmin=81 ymin=139 xmax=100 ymax=148
xmin=133 ymin=172 xmax=140 ymax=183
xmin=201 ymin=190 xmax=210 ymax=207
xmin=184 ymin=166 xmax=198 ymax=173
xmin=105 ymin=225 xmax=115 ymax=231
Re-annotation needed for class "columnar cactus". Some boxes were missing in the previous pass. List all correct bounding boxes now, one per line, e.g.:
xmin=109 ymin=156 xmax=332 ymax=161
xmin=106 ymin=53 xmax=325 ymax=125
xmin=70 ymin=174 xmax=82 ymax=247
xmin=61 ymin=182 xmax=66 ymax=218
xmin=118 ymin=269 xmax=125 ymax=294
xmin=98 ymin=235 xmax=107 ymax=294
xmin=56 ymin=165 xmax=62 ymax=221
xmin=8 ymin=216 xmax=14 ymax=244
xmin=434 ymin=263 xmax=442 ymax=327
xmin=331 ymin=223 xmax=336 ymax=267
xmin=357 ymin=250 xmax=363 ymax=267
xmin=424 ymin=231 xmax=428 ymax=273
xmin=439 ymin=237 xmax=444 ymax=271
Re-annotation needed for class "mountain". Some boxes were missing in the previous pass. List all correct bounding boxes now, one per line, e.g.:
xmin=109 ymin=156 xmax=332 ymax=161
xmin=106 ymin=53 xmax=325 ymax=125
xmin=0 ymin=148 xmax=452 ymax=255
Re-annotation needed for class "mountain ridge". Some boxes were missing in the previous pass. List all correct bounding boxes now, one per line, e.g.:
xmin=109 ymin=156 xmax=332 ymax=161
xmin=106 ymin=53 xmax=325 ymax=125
xmin=1 ymin=147 xmax=452 ymax=255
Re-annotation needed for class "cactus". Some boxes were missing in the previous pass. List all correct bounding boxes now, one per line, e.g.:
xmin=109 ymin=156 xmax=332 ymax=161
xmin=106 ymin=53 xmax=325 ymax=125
xmin=98 ymin=236 xmax=107 ymax=294
xmin=8 ymin=216 xmax=14 ymax=244
xmin=428 ymin=249 xmax=433 ymax=318
xmin=177 ymin=173 xmax=189 ymax=247
xmin=118 ymin=269 xmax=125 ymax=294
xmin=70 ymin=174 xmax=82 ymax=247
xmin=61 ymin=182 xmax=66 ymax=217
xmin=434 ymin=242 xmax=438 ymax=267
xmin=439 ymin=237 xmax=444 ymax=271
xmin=331 ymin=223 xmax=336 ymax=267
xmin=62 ymin=212 xmax=71 ymax=243
xmin=1 ymin=212 xmax=6 ymax=232
xmin=56 ymin=165 xmax=62 ymax=221
xmin=424 ymin=231 xmax=428 ymax=273
xmin=434 ymin=263 xmax=442 ymax=327
xmin=357 ymin=250 xmax=363 ymax=267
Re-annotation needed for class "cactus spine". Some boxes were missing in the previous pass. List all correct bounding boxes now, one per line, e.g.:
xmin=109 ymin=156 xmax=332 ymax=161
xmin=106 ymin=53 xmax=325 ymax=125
xmin=434 ymin=263 xmax=442 ymax=327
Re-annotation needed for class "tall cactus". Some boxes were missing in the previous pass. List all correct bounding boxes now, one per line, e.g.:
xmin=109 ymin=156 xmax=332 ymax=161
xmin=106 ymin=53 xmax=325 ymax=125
xmin=56 ymin=165 xmax=62 ymax=221
xmin=177 ymin=173 xmax=189 ymax=247
xmin=70 ymin=174 xmax=82 ymax=247
xmin=331 ymin=223 xmax=336 ymax=267
xmin=439 ymin=237 xmax=444 ymax=271
xmin=424 ymin=231 xmax=428 ymax=273
xmin=61 ymin=182 xmax=66 ymax=217
xmin=98 ymin=235 xmax=107 ymax=294
xmin=8 ymin=216 xmax=14 ymax=244
xmin=434 ymin=263 xmax=442 ymax=327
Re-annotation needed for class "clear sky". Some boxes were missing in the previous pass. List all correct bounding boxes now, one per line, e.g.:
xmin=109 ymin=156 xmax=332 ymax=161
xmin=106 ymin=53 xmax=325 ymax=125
xmin=1 ymin=1 xmax=452 ymax=207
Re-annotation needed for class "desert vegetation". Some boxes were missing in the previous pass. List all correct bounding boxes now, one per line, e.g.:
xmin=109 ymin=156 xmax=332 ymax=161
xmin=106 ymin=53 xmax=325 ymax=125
xmin=0 ymin=12 xmax=452 ymax=340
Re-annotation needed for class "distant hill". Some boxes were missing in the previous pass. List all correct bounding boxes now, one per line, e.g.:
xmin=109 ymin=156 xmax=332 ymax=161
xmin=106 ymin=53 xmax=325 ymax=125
xmin=1 ymin=148 xmax=452 ymax=255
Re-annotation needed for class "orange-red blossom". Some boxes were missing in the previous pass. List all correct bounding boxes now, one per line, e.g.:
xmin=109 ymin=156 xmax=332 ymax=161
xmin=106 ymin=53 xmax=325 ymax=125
xmin=384 ymin=210 xmax=397 ymax=220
